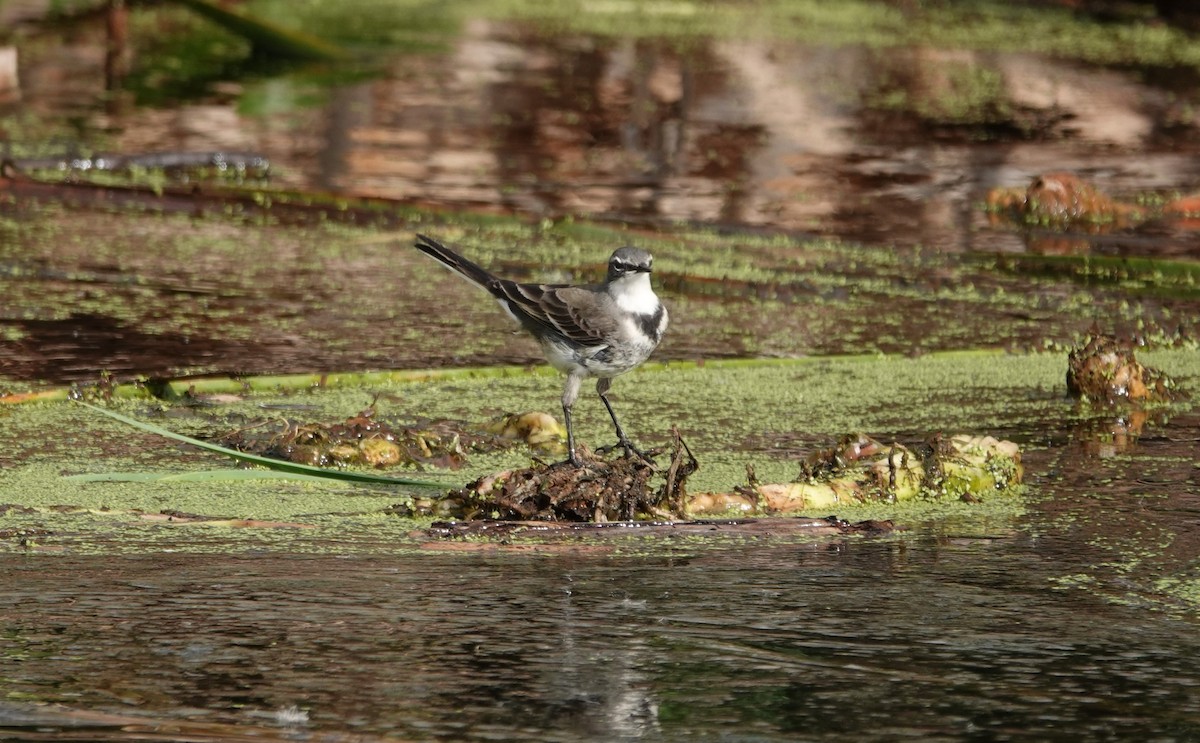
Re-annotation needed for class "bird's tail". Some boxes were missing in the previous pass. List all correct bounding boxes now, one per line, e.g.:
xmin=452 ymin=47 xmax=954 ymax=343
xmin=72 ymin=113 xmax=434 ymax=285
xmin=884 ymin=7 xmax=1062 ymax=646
xmin=413 ymin=233 xmax=496 ymax=290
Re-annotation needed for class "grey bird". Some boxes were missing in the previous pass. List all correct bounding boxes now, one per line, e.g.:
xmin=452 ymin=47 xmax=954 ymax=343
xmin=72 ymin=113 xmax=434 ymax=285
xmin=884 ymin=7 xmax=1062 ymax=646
xmin=413 ymin=233 xmax=668 ymax=466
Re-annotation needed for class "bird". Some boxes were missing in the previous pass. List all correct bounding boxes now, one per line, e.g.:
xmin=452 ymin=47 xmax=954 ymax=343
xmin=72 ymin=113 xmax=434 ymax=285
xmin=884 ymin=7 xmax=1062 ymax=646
xmin=412 ymin=233 xmax=668 ymax=467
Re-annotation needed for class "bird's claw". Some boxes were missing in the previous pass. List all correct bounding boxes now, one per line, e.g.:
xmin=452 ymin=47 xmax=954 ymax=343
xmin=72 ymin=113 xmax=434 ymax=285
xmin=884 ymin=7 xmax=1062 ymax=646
xmin=595 ymin=440 xmax=657 ymax=469
xmin=548 ymin=451 xmax=590 ymax=469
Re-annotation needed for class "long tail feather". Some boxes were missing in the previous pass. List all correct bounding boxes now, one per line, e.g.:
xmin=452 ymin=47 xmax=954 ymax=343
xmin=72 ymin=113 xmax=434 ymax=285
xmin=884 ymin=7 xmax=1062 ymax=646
xmin=413 ymin=233 xmax=496 ymax=290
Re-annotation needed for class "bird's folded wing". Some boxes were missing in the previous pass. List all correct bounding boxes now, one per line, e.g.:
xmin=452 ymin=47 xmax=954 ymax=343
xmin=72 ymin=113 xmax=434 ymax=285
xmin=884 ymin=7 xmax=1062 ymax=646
xmin=491 ymin=281 xmax=616 ymax=348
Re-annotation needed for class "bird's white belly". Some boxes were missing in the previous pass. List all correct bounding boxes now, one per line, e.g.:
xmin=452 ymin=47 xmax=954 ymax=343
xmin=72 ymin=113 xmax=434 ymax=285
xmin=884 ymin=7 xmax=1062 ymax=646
xmin=539 ymin=337 xmax=654 ymax=379
xmin=541 ymin=339 xmax=590 ymax=374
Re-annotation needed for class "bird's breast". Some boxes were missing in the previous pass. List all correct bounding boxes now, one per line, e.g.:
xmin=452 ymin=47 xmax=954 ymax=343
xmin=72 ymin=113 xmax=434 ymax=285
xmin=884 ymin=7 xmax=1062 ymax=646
xmin=632 ymin=304 xmax=668 ymax=344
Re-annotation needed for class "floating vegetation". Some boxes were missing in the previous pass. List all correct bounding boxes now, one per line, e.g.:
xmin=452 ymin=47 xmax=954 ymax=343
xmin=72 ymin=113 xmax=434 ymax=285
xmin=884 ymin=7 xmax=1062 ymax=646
xmin=986 ymin=172 xmax=1142 ymax=230
xmin=481 ymin=411 xmax=566 ymax=455
xmin=220 ymin=406 xmax=469 ymax=469
xmin=218 ymin=407 xmax=566 ymax=469
xmin=985 ymin=171 xmax=1200 ymax=255
xmin=0 ymin=367 xmax=567 ymax=407
xmin=432 ymin=429 xmax=1020 ymax=522
xmin=75 ymin=401 xmax=446 ymax=487
xmin=689 ymin=433 xmax=1023 ymax=516
xmin=1066 ymin=333 xmax=1182 ymax=403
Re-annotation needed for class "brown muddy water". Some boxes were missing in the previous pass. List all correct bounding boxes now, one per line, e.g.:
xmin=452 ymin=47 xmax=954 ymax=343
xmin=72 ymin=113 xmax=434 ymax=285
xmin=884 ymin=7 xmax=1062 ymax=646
xmin=3 ymin=2 xmax=1200 ymax=741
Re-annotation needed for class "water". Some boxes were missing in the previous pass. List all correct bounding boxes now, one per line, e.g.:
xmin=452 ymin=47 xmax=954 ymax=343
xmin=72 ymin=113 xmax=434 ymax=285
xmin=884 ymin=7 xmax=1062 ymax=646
xmin=3 ymin=3 xmax=1200 ymax=741
xmin=5 ymin=7 xmax=1200 ymax=253
xmin=4 ymin=410 xmax=1200 ymax=740
xmin=4 ymin=533 xmax=1200 ymax=741
xmin=4 ymin=8 xmax=1200 ymax=384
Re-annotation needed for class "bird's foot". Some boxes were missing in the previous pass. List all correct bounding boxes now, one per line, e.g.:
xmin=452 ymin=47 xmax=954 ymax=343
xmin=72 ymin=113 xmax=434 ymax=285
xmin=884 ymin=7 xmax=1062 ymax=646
xmin=597 ymin=440 xmax=657 ymax=469
xmin=544 ymin=449 xmax=590 ymax=470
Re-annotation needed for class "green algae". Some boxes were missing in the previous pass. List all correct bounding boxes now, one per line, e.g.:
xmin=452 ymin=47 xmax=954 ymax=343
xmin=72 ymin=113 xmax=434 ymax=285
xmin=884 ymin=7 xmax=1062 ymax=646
xmin=4 ymin=347 xmax=1196 ymax=554
xmin=987 ymin=253 xmax=1200 ymax=301
xmin=1154 ymin=576 xmax=1200 ymax=614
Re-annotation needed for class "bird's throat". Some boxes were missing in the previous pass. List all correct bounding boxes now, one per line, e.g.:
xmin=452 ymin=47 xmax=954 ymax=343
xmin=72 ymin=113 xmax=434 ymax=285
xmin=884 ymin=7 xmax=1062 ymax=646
xmin=611 ymin=274 xmax=660 ymax=315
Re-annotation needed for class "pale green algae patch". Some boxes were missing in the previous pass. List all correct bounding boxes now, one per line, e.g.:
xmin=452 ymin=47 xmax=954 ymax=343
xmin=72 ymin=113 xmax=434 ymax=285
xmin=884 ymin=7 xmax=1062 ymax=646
xmin=0 ymin=352 xmax=1161 ymax=549
xmin=1 ymin=347 xmax=1196 ymax=554
xmin=1154 ymin=575 xmax=1200 ymax=616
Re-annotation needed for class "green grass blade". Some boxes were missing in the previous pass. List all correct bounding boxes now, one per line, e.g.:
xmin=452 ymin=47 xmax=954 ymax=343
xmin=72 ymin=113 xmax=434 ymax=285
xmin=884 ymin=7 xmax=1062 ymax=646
xmin=74 ymin=401 xmax=447 ymax=488
xmin=64 ymin=472 xmax=165 ymax=483
xmin=65 ymin=469 xmax=342 ymax=484
xmin=175 ymin=0 xmax=347 ymax=60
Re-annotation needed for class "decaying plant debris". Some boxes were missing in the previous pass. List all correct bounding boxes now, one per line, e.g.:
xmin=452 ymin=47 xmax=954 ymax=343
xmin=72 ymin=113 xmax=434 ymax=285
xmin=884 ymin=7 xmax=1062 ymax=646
xmin=986 ymin=172 xmax=1140 ymax=229
xmin=217 ymin=407 xmax=565 ymax=469
xmin=1066 ymin=333 xmax=1180 ymax=403
xmin=429 ymin=428 xmax=698 ymax=522
xmin=417 ymin=427 xmax=1021 ymax=522
xmin=688 ymin=433 xmax=1023 ymax=515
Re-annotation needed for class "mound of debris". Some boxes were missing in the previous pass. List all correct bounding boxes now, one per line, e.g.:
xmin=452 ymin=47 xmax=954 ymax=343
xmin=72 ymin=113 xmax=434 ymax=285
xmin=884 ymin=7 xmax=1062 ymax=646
xmin=435 ymin=430 xmax=698 ymax=522
xmin=986 ymin=172 xmax=1140 ymax=229
xmin=421 ymin=429 xmax=1019 ymax=522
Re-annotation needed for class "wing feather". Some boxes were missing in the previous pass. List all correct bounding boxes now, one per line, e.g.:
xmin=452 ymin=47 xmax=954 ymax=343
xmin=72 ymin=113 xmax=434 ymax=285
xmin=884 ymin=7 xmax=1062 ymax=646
xmin=491 ymin=280 xmax=614 ymax=348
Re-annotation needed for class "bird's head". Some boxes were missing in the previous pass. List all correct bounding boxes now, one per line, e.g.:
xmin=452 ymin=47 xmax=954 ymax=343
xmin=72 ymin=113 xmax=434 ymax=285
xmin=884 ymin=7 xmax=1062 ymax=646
xmin=607 ymin=247 xmax=654 ymax=283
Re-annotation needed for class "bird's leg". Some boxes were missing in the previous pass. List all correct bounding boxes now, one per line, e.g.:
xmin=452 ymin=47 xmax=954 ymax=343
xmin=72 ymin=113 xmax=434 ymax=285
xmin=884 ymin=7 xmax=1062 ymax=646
xmin=561 ymin=373 xmax=584 ymax=467
xmin=596 ymin=378 xmax=653 ymax=463
xmin=561 ymin=403 xmax=579 ymax=466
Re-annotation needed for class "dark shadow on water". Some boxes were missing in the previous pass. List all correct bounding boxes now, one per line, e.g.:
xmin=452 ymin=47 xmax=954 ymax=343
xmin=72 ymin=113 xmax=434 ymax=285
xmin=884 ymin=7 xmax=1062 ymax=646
xmin=0 ymin=313 xmax=298 ymax=384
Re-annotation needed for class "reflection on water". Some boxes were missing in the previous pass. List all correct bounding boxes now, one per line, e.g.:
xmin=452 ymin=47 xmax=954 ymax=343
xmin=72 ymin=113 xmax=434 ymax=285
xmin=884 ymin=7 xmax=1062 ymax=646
xmin=7 ymin=12 xmax=1200 ymax=253
xmin=4 ymin=531 xmax=1200 ymax=741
